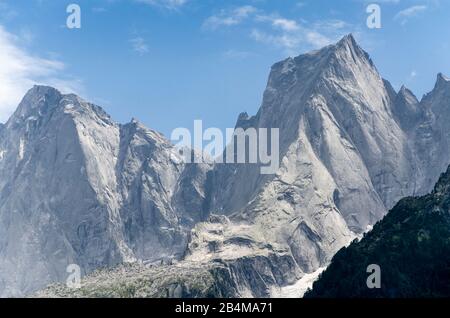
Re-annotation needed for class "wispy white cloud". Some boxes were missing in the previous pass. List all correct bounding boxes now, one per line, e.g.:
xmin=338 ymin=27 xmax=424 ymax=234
xmin=135 ymin=0 xmax=189 ymax=10
xmin=250 ymin=29 xmax=300 ymax=51
xmin=203 ymin=5 xmax=257 ymax=30
xmin=251 ymin=19 xmax=351 ymax=55
xmin=250 ymin=27 xmax=331 ymax=54
xmin=130 ymin=37 xmax=150 ymax=55
xmin=203 ymin=5 xmax=352 ymax=55
xmin=222 ymin=49 xmax=255 ymax=60
xmin=0 ymin=25 xmax=82 ymax=122
xmin=0 ymin=0 xmax=17 ymax=20
xmin=358 ymin=0 xmax=400 ymax=3
xmin=395 ymin=5 xmax=427 ymax=24
xmin=255 ymin=15 xmax=300 ymax=32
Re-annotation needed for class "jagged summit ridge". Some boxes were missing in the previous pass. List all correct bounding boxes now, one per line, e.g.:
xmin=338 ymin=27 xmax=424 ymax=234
xmin=437 ymin=72 xmax=450 ymax=82
xmin=9 ymin=85 xmax=62 ymax=122
xmin=432 ymin=72 xmax=450 ymax=94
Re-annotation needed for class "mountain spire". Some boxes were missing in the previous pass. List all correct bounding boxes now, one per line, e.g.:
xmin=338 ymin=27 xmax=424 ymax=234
xmin=10 ymin=85 xmax=63 ymax=122
xmin=435 ymin=72 xmax=450 ymax=89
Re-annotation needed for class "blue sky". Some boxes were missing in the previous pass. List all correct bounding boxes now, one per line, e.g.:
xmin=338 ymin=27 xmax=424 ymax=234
xmin=0 ymin=0 xmax=448 ymax=137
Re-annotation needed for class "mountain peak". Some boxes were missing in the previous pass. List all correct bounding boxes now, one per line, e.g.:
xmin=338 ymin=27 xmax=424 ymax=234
xmin=9 ymin=85 xmax=63 ymax=123
xmin=270 ymin=34 xmax=369 ymax=79
xmin=29 ymin=85 xmax=61 ymax=95
xmin=337 ymin=33 xmax=357 ymax=47
xmin=429 ymin=72 xmax=450 ymax=95
xmin=23 ymin=85 xmax=63 ymax=105
xmin=6 ymin=85 xmax=116 ymax=131
xmin=392 ymin=84 xmax=420 ymax=130
xmin=334 ymin=34 xmax=363 ymax=54
xmin=333 ymin=34 xmax=372 ymax=65
xmin=235 ymin=111 xmax=248 ymax=124
xmin=398 ymin=85 xmax=418 ymax=102
xmin=437 ymin=72 xmax=450 ymax=85
xmin=438 ymin=72 xmax=449 ymax=80
xmin=124 ymin=117 xmax=151 ymax=133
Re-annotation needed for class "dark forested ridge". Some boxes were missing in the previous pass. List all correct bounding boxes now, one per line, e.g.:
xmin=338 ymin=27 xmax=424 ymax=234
xmin=305 ymin=167 xmax=450 ymax=298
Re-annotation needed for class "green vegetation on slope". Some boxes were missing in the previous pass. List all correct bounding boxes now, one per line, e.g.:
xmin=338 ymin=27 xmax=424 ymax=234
xmin=305 ymin=167 xmax=450 ymax=298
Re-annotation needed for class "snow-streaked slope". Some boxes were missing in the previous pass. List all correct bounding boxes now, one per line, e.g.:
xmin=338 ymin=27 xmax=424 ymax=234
xmin=270 ymin=267 xmax=326 ymax=298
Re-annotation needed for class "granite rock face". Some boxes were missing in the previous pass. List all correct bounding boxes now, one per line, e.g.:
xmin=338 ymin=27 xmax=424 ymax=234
xmin=3 ymin=35 xmax=450 ymax=297
xmin=0 ymin=86 xmax=210 ymax=296
xmin=206 ymin=35 xmax=415 ymax=277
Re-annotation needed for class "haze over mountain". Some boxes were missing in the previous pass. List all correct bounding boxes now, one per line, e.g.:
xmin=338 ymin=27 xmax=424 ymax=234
xmin=2 ymin=34 xmax=450 ymax=297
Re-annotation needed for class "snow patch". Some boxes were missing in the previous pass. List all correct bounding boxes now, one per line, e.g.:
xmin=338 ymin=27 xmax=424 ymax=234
xmin=270 ymin=267 xmax=326 ymax=298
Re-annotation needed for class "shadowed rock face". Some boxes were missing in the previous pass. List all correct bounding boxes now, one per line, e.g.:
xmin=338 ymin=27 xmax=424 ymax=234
xmin=305 ymin=166 xmax=450 ymax=298
xmin=3 ymin=35 xmax=450 ymax=298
